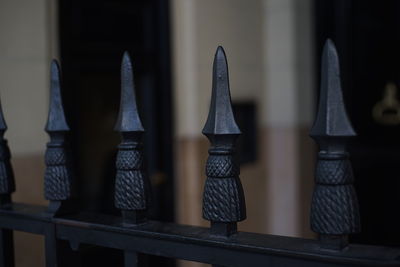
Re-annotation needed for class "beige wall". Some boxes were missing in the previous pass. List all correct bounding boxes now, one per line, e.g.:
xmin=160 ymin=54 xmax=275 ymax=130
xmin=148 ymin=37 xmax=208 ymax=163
xmin=172 ymin=0 xmax=267 ymax=238
xmin=0 ymin=0 xmax=58 ymax=155
xmin=262 ymin=0 xmax=315 ymax=237
xmin=172 ymin=0 xmax=316 ymax=241
xmin=262 ymin=0 xmax=315 ymax=127
xmin=0 ymin=0 xmax=58 ymax=204
xmin=0 ymin=0 xmax=316 ymax=265
xmin=172 ymin=0 xmax=264 ymax=138
xmin=0 ymin=0 xmax=58 ymax=266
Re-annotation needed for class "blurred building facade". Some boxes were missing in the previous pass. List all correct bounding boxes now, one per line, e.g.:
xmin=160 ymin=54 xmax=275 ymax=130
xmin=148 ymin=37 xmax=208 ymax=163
xmin=172 ymin=0 xmax=315 ymax=237
xmin=0 ymin=0 xmax=316 ymax=266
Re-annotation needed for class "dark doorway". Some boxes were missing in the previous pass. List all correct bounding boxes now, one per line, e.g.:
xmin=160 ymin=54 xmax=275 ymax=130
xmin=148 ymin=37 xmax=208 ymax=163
xmin=58 ymin=0 xmax=174 ymax=265
xmin=315 ymin=0 xmax=400 ymax=246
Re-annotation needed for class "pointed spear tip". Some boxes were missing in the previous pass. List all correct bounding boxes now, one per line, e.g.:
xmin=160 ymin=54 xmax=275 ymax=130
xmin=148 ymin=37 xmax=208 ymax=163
xmin=214 ymin=46 xmax=227 ymax=66
xmin=122 ymin=51 xmax=132 ymax=67
xmin=216 ymin=45 xmax=225 ymax=54
xmin=50 ymin=59 xmax=61 ymax=81
xmin=202 ymin=46 xmax=241 ymax=136
xmin=45 ymin=59 xmax=70 ymax=132
xmin=325 ymin=38 xmax=334 ymax=48
xmin=51 ymin=58 xmax=59 ymax=68
xmin=310 ymin=39 xmax=356 ymax=139
xmin=323 ymin=38 xmax=339 ymax=62
xmin=114 ymin=52 xmax=144 ymax=133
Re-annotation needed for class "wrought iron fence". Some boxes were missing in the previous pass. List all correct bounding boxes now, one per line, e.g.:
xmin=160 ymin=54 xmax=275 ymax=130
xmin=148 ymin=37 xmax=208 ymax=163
xmin=0 ymin=40 xmax=399 ymax=267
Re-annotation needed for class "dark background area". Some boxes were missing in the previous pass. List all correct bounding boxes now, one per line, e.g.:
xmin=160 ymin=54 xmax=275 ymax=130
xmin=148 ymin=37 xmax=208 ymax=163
xmin=58 ymin=0 xmax=174 ymax=265
xmin=54 ymin=0 xmax=400 ymax=264
xmin=315 ymin=0 xmax=400 ymax=246
xmin=59 ymin=0 xmax=173 ymax=221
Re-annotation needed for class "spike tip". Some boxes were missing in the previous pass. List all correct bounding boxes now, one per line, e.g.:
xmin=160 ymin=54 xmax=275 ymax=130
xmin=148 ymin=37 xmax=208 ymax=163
xmin=202 ymin=46 xmax=241 ymax=136
xmin=310 ymin=39 xmax=355 ymax=139
xmin=114 ymin=52 xmax=144 ymax=133
xmin=45 ymin=60 xmax=69 ymax=132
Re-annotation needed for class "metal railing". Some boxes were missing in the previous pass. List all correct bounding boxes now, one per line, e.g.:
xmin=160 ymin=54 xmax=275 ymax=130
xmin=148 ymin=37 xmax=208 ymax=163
xmin=0 ymin=40 xmax=399 ymax=267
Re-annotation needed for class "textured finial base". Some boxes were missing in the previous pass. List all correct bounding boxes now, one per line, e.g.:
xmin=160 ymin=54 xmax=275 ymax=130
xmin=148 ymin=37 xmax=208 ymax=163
xmin=44 ymin=144 xmax=72 ymax=201
xmin=311 ymin=153 xmax=360 ymax=235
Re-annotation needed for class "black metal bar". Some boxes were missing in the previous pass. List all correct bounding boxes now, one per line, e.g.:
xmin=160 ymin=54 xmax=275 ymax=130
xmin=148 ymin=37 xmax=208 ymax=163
xmin=202 ymin=47 xmax=246 ymax=267
xmin=0 ymin=204 xmax=49 ymax=234
xmin=310 ymin=39 xmax=360 ymax=250
xmin=0 ymin=229 xmax=14 ymax=267
xmin=0 ymin=204 xmax=396 ymax=266
xmin=44 ymin=225 xmax=59 ymax=267
xmin=124 ymin=251 xmax=148 ymax=267
xmin=114 ymin=52 xmax=151 ymax=221
xmin=115 ymin=52 xmax=151 ymax=267
xmin=202 ymin=46 xmax=246 ymax=240
xmin=55 ymin=213 xmax=400 ymax=267
xmin=43 ymin=60 xmax=76 ymax=267
xmin=44 ymin=60 xmax=74 ymax=217
xmin=0 ymin=97 xmax=15 ymax=202
xmin=0 ymin=97 xmax=15 ymax=267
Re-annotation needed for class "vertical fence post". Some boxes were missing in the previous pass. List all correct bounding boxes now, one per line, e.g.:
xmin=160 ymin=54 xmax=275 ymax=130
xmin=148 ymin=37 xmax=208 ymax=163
xmin=0 ymin=99 xmax=15 ymax=267
xmin=309 ymin=39 xmax=360 ymax=250
xmin=114 ymin=52 xmax=151 ymax=267
xmin=43 ymin=60 xmax=74 ymax=267
xmin=44 ymin=60 xmax=73 ymax=215
xmin=202 ymin=46 xmax=246 ymax=240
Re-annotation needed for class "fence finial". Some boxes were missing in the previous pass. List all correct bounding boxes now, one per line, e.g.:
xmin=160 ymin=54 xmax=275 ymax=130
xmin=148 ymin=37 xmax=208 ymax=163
xmin=310 ymin=39 xmax=360 ymax=250
xmin=0 ymin=98 xmax=15 ymax=206
xmin=45 ymin=61 xmax=70 ymax=133
xmin=114 ymin=52 xmax=151 ymax=224
xmin=114 ymin=52 xmax=144 ymax=133
xmin=44 ymin=60 xmax=73 ymax=214
xmin=202 ymin=46 xmax=246 ymax=237
xmin=203 ymin=46 xmax=241 ymax=136
xmin=310 ymin=39 xmax=356 ymax=139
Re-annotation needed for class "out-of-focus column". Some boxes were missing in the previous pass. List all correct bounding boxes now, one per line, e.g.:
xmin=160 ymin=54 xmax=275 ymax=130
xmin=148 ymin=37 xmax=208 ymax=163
xmin=0 ymin=0 xmax=58 ymax=266
xmin=261 ymin=0 xmax=316 ymax=238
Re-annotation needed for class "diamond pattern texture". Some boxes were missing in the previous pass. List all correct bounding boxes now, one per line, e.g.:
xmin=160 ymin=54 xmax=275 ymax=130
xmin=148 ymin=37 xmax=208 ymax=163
xmin=316 ymin=159 xmax=353 ymax=185
xmin=311 ymin=156 xmax=360 ymax=235
xmin=116 ymin=149 xmax=142 ymax=170
xmin=203 ymin=176 xmax=246 ymax=222
xmin=206 ymin=155 xmax=239 ymax=178
xmin=114 ymin=145 xmax=151 ymax=210
xmin=44 ymin=146 xmax=71 ymax=200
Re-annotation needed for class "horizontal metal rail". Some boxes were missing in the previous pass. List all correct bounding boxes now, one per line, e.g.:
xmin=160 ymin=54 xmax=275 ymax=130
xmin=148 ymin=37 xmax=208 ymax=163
xmin=0 ymin=203 xmax=399 ymax=267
